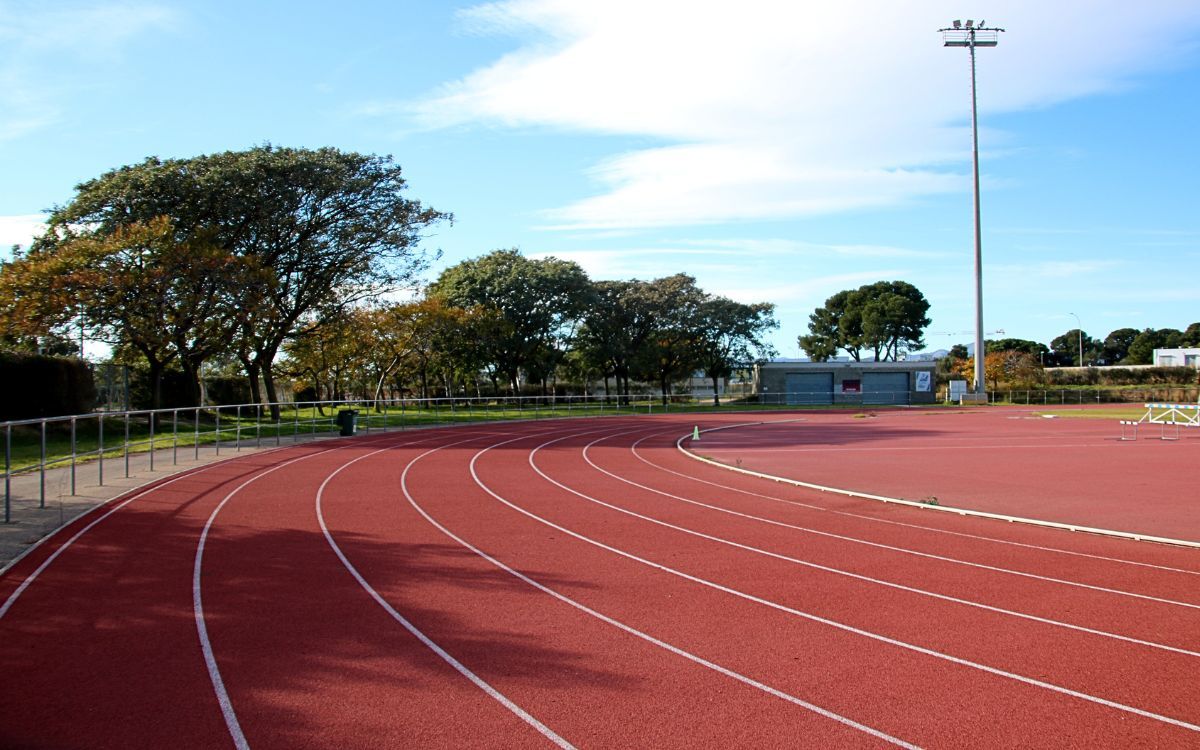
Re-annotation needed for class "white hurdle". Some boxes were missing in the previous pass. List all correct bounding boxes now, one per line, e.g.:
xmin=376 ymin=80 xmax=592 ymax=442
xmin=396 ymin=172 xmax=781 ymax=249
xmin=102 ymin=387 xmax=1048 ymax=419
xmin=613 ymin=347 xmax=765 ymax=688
xmin=1118 ymin=420 xmax=1139 ymax=441
xmin=1128 ymin=403 xmax=1200 ymax=441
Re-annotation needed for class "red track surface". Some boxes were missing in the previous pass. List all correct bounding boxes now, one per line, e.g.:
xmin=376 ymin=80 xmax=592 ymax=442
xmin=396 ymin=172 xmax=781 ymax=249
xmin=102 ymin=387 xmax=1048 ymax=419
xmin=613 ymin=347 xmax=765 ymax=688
xmin=2 ymin=413 xmax=1199 ymax=748
xmin=693 ymin=406 xmax=1200 ymax=542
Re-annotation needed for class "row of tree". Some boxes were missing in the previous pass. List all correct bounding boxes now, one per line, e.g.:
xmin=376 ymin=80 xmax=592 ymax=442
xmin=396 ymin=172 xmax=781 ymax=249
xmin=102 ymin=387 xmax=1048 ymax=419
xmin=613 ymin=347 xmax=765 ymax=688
xmin=284 ymin=251 xmax=778 ymax=406
xmin=796 ymin=280 xmax=1198 ymax=369
xmin=0 ymin=147 xmax=778 ymax=411
xmin=1047 ymin=326 xmax=1200 ymax=366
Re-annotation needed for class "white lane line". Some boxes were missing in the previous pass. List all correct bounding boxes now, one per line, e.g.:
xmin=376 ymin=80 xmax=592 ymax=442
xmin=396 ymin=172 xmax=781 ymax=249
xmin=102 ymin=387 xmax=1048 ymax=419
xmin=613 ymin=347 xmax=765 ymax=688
xmin=682 ymin=423 xmax=1200 ymax=551
xmin=547 ymin=430 xmax=1200 ymax=658
xmin=696 ymin=442 xmax=1114 ymax=453
xmin=651 ymin=431 xmax=1200 ymax=609
xmin=470 ymin=433 xmax=1200 ymax=735
xmin=393 ymin=427 xmax=918 ymax=749
xmin=316 ymin=434 xmax=576 ymax=750
xmin=628 ymin=431 xmax=1200 ymax=577
xmin=194 ymin=448 xmax=340 ymax=750
xmin=192 ymin=429 xmax=470 ymax=749
xmin=2 ymin=456 xmax=251 ymax=620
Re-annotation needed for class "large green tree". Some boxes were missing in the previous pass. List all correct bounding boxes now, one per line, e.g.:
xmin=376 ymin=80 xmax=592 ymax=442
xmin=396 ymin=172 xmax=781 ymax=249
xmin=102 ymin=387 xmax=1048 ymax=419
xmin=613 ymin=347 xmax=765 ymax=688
xmin=631 ymin=274 xmax=709 ymax=405
xmin=1050 ymin=328 xmax=1106 ymax=366
xmin=694 ymin=297 xmax=778 ymax=406
xmin=1126 ymin=328 xmax=1183 ymax=365
xmin=575 ymin=279 xmax=662 ymax=400
xmin=1100 ymin=328 xmax=1139 ymax=365
xmin=33 ymin=145 xmax=448 ymax=417
xmin=429 ymin=249 xmax=593 ymax=394
xmin=798 ymin=281 xmax=930 ymax=361
xmin=986 ymin=338 xmax=1049 ymax=359
xmin=1 ymin=218 xmax=250 ymax=408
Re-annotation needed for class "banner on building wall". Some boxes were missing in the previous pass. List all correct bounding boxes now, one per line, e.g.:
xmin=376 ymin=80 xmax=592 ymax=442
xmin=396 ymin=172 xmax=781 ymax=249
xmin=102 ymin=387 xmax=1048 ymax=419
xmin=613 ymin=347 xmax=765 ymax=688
xmin=915 ymin=371 xmax=932 ymax=392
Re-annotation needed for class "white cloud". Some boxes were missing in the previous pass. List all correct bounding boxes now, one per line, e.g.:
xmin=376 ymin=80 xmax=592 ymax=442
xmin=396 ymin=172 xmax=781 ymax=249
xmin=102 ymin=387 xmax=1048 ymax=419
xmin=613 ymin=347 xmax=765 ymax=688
xmin=407 ymin=0 xmax=1200 ymax=229
xmin=0 ymin=2 xmax=177 ymax=143
xmin=0 ymin=214 xmax=45 ymax=254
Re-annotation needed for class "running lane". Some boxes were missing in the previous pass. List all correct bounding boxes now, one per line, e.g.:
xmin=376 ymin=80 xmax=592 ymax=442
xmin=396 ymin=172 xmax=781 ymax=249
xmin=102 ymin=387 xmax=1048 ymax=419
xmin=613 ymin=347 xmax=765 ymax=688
xmin=462 ymin=420 xmax=1200 ymax=746
xmin=0 ymin=446 xmax=334 ymax=749
xmin=688 ymin=408 xmax=1200 ymax=541
xmin=2 ymin=414 xmax=1198 ymax=748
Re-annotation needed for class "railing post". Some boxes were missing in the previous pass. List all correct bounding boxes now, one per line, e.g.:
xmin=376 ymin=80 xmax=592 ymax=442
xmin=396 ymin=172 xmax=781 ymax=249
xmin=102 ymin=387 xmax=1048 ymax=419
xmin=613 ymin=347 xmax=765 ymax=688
xmin=173 ymin=409 xmax=179 ymax=465
xmin=194 ymin=407 xmax=201 ymax=461
xmin=149 ymin=412 xmax=155 ymax=472
xmin=40 ymin=420 xmax=46 ymax=508
xmin=70 ymin=416 xmax=77 ymax=496
xmin=215 ymin=409 xmax=221 ymax=456
xmin=5 ymin=424 xmax=11 ymax=523
xmin=124 ymin=412 xmax=130 ymax=478
xmin=236 ymin=405 xmax=242 ymax=452
xmin=98 ymin=414 xmax=104 ymax=487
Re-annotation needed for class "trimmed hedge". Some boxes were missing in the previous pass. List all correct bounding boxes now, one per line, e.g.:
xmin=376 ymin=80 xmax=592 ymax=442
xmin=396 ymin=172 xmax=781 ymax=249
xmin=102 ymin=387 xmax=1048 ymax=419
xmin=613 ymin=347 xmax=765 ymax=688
xmin=0 ymin=352 xmax=96 ymax=420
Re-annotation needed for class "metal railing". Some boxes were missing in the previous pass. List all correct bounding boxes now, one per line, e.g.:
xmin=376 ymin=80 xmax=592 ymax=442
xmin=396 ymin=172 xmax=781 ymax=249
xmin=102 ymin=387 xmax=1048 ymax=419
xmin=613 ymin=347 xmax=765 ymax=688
xmin=1 ymin=393 xmax=748 ymax=522
xmin=14 ymin=386 xmax=1180 ymax=522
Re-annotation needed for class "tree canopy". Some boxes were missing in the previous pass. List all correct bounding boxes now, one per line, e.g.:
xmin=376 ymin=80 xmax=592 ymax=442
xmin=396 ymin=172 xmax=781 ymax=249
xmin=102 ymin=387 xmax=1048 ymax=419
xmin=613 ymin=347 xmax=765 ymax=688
xmin=428 ymin=249 xmax=593 ymax=393
xmin=22 ymin=145 xmax=449 ymax=412
xmin=798 ymin=281 xmax=930 ymax=361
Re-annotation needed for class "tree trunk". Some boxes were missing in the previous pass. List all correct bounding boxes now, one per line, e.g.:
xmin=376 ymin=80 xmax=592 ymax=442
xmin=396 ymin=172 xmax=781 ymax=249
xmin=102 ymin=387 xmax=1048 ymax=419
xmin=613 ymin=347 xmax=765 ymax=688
xmin=261 ymin=364 xmax=281 ymax=421
xmin=240 ymin=355 xmax=262 ymax=416
xmin=180 ymin=356 xmax=204 ymax=408
xmin=712 ymin=375 xmax=721 ymax=407
xmin=147 ymin=358 xmax=164 ymax=411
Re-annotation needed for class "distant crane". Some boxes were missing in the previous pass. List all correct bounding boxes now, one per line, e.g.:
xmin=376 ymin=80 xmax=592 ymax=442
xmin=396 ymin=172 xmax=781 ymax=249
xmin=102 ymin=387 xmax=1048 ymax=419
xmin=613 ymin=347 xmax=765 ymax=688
xmin=931 ymin=329 xmax=1005 ymax=337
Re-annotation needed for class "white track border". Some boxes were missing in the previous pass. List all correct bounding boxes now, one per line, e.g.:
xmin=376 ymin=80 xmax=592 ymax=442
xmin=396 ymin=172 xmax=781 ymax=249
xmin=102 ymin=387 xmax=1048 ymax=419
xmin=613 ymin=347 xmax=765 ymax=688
xmin=677 ymin=422 xmax=1200 ymax=550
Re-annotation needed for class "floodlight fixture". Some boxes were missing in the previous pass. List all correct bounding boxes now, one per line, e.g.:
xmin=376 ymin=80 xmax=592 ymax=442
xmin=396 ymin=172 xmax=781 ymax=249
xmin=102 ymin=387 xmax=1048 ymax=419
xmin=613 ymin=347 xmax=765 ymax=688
xmin=953 ymin=19 xmax=961 ymax=29
xmin=938 ymin=20 xmax=1005 ymax=394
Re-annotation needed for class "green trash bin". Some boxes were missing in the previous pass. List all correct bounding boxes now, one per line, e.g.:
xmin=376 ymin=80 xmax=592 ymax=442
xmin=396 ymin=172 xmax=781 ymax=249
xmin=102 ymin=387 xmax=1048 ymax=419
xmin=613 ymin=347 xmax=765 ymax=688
xmin=337 ymin=409 xmax=359 ymax=436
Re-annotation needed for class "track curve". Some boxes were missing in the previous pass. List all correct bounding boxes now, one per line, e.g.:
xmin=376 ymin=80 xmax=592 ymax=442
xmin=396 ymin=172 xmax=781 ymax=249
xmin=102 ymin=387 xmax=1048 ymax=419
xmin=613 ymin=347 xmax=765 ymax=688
xmin=1 ymin=413 xmax=1198 ymax=748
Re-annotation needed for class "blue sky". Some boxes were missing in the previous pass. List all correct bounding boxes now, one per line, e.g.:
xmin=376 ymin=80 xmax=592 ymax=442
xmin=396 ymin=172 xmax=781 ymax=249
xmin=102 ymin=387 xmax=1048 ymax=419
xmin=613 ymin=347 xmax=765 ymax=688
xmin=2 ymin=1 xmax=1199 ymax=359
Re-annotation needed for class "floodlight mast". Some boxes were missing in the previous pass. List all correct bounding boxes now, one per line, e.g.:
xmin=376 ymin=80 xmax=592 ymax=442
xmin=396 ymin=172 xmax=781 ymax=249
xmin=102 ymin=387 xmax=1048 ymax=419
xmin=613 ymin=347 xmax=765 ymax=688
xmin=940 ymin=21 xmax=1004 ymax=396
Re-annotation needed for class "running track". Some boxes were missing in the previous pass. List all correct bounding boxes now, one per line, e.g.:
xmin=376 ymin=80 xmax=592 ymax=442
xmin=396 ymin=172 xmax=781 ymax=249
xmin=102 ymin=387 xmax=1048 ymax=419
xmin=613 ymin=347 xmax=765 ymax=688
xmin=1 ymin=413 xmax=1198 ymax=748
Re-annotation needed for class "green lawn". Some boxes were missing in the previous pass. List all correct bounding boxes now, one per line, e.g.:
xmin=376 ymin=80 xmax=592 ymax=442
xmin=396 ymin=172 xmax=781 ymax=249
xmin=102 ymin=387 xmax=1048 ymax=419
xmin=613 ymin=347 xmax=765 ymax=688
xmin=1033 ymin=407 xmax=1147 ymax=420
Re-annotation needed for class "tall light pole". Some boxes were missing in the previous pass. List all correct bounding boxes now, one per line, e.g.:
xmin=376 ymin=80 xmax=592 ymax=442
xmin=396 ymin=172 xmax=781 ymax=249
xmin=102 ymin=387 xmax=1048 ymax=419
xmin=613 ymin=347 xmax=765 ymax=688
xmin=1069 ymin=312 xmax=1084 ymax=366
xmin=940 ymin=20 xmax=1004 ymax=395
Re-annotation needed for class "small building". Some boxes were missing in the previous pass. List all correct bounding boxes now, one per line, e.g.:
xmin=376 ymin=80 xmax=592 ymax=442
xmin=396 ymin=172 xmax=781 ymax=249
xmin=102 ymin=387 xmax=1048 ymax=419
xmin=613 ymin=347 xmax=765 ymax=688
xmin=755 ymin=359 xmax=938 ymax=406
xmin=1153 ymin=348 xmax=1200 ymax=368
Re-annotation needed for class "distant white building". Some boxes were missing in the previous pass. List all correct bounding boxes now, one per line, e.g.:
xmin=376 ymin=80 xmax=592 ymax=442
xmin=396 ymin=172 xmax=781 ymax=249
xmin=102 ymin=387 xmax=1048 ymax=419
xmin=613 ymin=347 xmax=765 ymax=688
xmin=1154 ymin=348 xmax=1200 ymax=367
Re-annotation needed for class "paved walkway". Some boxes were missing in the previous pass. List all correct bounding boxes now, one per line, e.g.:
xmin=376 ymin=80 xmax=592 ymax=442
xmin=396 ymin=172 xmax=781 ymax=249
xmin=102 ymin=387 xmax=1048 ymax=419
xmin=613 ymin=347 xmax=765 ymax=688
xmin=1 ymin=430 xmax=344 ymax=571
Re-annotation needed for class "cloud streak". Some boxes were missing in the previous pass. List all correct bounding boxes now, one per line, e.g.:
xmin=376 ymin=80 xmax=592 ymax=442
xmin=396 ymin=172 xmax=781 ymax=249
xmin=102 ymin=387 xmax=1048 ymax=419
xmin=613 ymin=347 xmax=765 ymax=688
xmin=406 ymin=0 xmax=1200 ymax=230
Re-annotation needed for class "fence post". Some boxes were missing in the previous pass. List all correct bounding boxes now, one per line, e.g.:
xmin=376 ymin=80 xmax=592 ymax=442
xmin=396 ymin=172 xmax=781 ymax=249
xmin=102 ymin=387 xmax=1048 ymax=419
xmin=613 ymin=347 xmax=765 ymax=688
xmin=40 ymin=420 xmax=46 ymax=508
xmin=70 ymin=417 xmax=77 ymax=496
xmin=98 ymin=413 xmax=104 ymax=487
xmin=5 ymin=425 xmax=11 ymax=523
